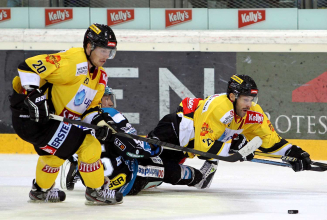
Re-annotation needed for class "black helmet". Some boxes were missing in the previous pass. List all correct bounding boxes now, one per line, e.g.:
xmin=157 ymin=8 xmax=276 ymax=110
xmin=227 ymin=74 xmax=259 ymax=103
xmin=83 ymin=23 xmax=117 ymax=59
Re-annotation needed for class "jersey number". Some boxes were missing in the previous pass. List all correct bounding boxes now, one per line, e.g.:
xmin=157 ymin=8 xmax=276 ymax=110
xmin=32 ymin=60 xmax=46 ymax=74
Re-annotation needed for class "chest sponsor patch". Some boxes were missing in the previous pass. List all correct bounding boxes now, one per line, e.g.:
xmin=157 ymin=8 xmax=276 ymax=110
xmin=66 ymin=84 xmax=97 ymax=114
xmin=245 ymin=110 xmax=264 ymax=124
xmin=47 ymin=122 xmax=72 ymax=149
xmin=76 ymin=62 xmax=88 ymax=76
xmin=138 ymin=165 xmax=164 ymax=179
xmin=109 ymin=174 xmax=127 ymax=190
xmin=220 ymin=109 xmax=234 ymax=124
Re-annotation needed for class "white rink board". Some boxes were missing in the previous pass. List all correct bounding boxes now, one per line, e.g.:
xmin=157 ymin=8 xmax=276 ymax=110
xmin=0 ymin=154 xmax=327 ymax=220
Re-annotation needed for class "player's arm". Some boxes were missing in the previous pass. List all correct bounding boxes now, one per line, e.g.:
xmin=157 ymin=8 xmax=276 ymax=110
xmin=244 ymin=106 xmax=311 ymax=172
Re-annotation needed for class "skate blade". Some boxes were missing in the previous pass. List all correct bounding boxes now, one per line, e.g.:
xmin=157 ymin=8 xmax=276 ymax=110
xmin=85 ymin=200 xmax=123 ymax=206
xmin=28 ymin=200 xmax=63 ymax=203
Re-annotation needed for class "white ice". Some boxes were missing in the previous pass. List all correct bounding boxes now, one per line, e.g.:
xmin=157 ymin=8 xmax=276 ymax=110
xmin=0 ymin=154 xmax=326 ymax=220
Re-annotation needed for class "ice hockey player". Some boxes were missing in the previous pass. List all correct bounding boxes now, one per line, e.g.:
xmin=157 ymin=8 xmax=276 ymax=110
xmin=63 ymin=87 xmax=210 ymax=195
xmin=147 ymin=74 xmax=313 ymax=189
xmin=9 ymin=23 xmax=123 ymax=205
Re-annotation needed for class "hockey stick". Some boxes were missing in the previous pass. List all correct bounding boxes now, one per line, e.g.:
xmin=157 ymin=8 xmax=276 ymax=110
xmin=49 ymin=114 xmax=262 ymax=163
xmin=250 ymin=158 xmax=327 ymax=172
xmin=254 ymin=152 xmax=327 ymax=168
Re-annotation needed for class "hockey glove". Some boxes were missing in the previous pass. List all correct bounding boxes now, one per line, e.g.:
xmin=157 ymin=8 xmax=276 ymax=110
xmin=229 ymin=134 xmax=254 ymax=161
xmin=285 ymin=145 xmax=311 ymax=172
xmin=194 ymin=160 xmax=218 ymax=189
xmin=24 ymin=89 xmax=49 ymax=124
xmin=150 ymin=143 xmax=163 ymax=157
xmin=91 ymin=113 xmax=114 ymax=142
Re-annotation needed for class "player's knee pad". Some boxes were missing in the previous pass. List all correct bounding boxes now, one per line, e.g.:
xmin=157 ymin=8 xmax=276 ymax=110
xmin=36 ymin=155 xmax=65 ymax=189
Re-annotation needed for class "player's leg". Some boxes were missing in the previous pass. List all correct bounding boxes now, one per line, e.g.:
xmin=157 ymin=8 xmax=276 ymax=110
xmin=76 ymin=134 xmax=123 ymax=205
xmin=29 ymin=155 xmax=66 ymax=203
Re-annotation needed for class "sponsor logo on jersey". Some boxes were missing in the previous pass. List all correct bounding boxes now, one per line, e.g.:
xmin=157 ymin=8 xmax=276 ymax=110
xmin=76 ymin=62 xmax=88 ymax=76
xmin=138 ymin=165 xmax=164 ymax=179
xmin=200 ymin=122 xmax=213 ymax=136
xmin=66 ymin=85 xmax=98 ymax=114
xmin=60 ymin=108 xmax=81 ymax=120
xmin=151 ymin=156 xmax=163 ymax=165
xmin=114 ymin=138 xmax=126 ymax=151
xmin=218 ymin=128 xmax=243 ymax=142
xmin=245 ymin=110 xmax=264 ymax=124
xmin=109 ymin=173 xmax=126 ymax=190
xmin=202 ymin=94 xmax=220 ymax=113
xmin=238 ymin=10 xmax=265 ymax=28
xmin=48 ymin=122 xmax=72 ymax=149
xmin=74 ymin=89 xmax=86 ymax=106
xmin=126 ymin=152 xmax=144 ymax=158
xmin=45 ymin=55 xmax=61 ymax=68
xmin=0 ymin=9 xmax=11 ymax=22
xmin=165 ymin=9 xmax=192 ymax=28
xmin=42 ymin=165 xmax=60 ymax=173
xmin=79 ymin=159 xmax=102 ymax=173
xmin=40 ymin=145 xmax=57 ymax=155
xmin=220 ymin=109 xmax=234 ymax=124
xmin=99 ymin=70 xmax=108 ymax=86
xmin=45 ymin=8 xmax=73 ymax=26
xmin=107 ymin=9 xmax=134 ymax=26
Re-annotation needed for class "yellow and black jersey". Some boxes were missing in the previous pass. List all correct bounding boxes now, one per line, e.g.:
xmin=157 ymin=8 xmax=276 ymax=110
xmin=13 ymin=47 xmax=108 ymax=123
xmin=177 ymin=94 xmax=292 ymax=158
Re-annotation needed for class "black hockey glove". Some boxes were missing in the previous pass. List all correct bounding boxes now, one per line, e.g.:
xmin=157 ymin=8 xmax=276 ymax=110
xmin=285 ymin=145 xmax=311 ymax=172
xmin=24 ymin=89 xmax=49 ymax=124
xmin=229 ymin=134 xmax=254 ymax=161
xmin=91 ymin=113 xmax=114 ymax=142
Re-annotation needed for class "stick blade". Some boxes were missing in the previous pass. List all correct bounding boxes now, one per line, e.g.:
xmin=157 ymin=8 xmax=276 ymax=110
xmin=238 ymin=136 xmax=262 ymax=158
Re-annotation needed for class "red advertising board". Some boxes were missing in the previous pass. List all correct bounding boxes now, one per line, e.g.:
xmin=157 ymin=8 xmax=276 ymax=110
xmin=45 ymin=8 xmax=73 ymax=26
xmin=165 ymin=9 xmax=192 ymax=28
xmin=238 ymin=10 xmax=266 ymax=28
xmin=107 ymin=9 xmax=135 ymax=26
xmin=0 ymin=9 xmax=11 ymax=22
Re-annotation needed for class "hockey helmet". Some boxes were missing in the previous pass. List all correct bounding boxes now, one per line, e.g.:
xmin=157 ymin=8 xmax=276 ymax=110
xmin=102 ymin=86 xmax=116 ymax=108
xmin=227 ymin=74 xmax=258 ymax=105
xmin=83 ymin=23 xmax=117 ymax=59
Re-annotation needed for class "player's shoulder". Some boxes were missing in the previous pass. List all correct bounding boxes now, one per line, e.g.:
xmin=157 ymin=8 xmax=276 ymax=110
xmin=102 ymin=107 xmax=126 ymax=123
xmin=249 ymin=103 xmax=264 ymax=113
xmin=201 ymin=93 xmax=233 ymax=113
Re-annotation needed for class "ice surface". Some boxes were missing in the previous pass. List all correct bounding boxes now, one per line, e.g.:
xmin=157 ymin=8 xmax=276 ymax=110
xmin=0 ymin=154 xmax=326 ymax=220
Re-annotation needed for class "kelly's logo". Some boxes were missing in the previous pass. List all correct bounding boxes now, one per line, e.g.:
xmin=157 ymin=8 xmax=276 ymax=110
xmin=245 ymin=111 xmax=264 ymax=124
xmin=165 ymin=9 xmax=192 ymax=28
xmin=45 ymin=8 xmax=73 ymax=26
xmin=0 ymin=9 xmax=10 ymax=22
xmin=238 ymin=10 xmax=265 ymax=28
xmin=107 ymin=9 xmax=134 ymax=26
